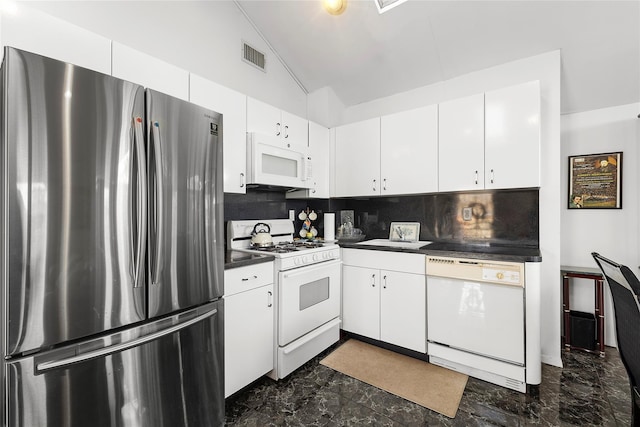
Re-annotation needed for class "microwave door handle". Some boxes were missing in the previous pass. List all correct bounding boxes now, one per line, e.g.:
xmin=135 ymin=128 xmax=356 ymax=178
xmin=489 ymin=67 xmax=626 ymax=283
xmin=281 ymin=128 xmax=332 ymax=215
xmin=151 ymin=121 xmax=164 ymax=286
xmin=133 ymin=117 xmax=147 ymax=288
xmin=35 ymin=307 xmax=218 ymax=373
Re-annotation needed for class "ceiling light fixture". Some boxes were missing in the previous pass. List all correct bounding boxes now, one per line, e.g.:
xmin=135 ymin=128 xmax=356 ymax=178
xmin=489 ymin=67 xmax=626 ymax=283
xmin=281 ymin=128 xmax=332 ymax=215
xmin=323 ymin=0 xmax=347 ymax=15
xmin=374 ymin=0 xmax=408 ymax=14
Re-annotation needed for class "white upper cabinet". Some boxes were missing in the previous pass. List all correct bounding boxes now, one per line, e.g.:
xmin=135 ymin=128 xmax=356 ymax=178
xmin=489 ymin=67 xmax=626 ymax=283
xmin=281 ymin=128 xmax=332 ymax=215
xmin=246 ymin=97 xmax=308 ymax=150
xmin=308 ymin=122 xmax=330 ymax=198
xmin=334 ymin=106 xmax=438 ymax=198
xmin=190 ymin=74 xmax=247 ymax=194
xmin=0 ymin=4 xmax=111 ymax=74
xmin=380 ymin=105 xmax=438 ymax=195
xmin=287 ymin=121 xmax=330 ymax=199
xmin=485 ymin=80 xmax=541 ymax=189
xmin=112 ymin=42 xmax=189 ymax=100
xmin=334 ymin=117 xmax=381 ymax=197
xmin=438 ymin=93 xmax=486 ymax=192
xmin=438 ymin=81 xmax=541 ymax=192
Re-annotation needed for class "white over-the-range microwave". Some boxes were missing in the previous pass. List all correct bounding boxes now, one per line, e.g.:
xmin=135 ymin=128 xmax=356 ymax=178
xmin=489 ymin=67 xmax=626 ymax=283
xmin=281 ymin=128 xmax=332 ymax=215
xmin=246 ymin=132 xmax=313 ymax=189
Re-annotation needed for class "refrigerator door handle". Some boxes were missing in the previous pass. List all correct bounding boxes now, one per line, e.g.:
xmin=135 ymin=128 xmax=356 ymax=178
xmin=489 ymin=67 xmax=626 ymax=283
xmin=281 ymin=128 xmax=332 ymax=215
xmin=151 ymin=121 xmax=164 ymax=286
xmin=36 ymin=306 xmax=218 ymax=373
xmin=133 ymin=117 xmax=147 ymax=288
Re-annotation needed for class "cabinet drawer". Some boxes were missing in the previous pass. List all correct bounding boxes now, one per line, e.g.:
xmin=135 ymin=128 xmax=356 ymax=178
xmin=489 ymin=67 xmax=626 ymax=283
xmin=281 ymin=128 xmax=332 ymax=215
xmin=225 ymin=262 xmax=274 ymax=296
xmin=342 ymin=249 xmax=424 ymax=274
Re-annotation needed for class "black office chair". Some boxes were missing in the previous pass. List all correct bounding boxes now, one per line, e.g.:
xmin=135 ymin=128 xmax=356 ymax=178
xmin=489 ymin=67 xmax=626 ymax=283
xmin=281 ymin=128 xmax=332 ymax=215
xmin=592 ymin=252 xmax=640 ymax=427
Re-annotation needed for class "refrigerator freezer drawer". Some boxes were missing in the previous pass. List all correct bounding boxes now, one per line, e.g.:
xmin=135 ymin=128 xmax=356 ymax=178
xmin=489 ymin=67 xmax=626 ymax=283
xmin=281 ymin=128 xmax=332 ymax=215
xmin=6 ymin=301 xmax=224 ymax=427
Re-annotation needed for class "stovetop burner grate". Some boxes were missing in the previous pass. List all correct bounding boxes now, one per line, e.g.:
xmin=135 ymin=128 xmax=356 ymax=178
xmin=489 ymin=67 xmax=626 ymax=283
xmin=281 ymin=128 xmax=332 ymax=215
xmin=250 ymin=240 xmax=325 ymax=253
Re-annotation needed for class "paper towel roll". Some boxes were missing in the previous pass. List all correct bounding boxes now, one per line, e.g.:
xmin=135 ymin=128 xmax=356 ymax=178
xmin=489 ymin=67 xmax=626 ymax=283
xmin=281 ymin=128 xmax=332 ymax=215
xmin=324 ymin=213 xmax=335 ymax=241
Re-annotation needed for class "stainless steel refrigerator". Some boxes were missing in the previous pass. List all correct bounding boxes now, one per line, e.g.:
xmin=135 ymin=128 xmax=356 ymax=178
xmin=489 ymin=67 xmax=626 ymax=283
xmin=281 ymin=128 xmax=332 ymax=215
xmin=0 ymin=47 xmax=224 ymax=426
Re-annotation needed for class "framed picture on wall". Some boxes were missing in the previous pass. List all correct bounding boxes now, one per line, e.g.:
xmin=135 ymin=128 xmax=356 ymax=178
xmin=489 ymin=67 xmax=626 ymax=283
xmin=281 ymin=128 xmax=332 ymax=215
xmin=568 ymin=151 xmax=622 ymax=209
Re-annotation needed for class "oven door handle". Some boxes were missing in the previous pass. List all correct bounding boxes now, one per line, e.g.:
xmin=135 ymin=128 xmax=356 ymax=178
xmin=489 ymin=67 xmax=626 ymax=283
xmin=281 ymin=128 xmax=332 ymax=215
xmin=281 ymin=259 xmax=342 ymax=279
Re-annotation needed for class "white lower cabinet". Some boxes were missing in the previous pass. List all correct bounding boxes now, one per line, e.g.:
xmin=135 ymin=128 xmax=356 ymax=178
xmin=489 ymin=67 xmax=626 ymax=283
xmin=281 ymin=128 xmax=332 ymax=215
xmin=224 ymin=262 xmax=274 ymax=398
xmin=341 ymin=249 xmax=426 ymax=353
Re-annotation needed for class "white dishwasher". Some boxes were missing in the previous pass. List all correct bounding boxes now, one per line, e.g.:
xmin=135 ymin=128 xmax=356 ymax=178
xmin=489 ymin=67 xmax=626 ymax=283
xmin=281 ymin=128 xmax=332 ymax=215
xmin=426 ymin=256 xmax=527 ymax=392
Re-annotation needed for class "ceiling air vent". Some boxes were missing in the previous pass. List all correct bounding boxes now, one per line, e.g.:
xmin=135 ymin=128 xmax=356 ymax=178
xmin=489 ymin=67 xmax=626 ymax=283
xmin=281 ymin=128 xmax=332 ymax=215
xmin=242 ymin=42 xmax=266 ymax=72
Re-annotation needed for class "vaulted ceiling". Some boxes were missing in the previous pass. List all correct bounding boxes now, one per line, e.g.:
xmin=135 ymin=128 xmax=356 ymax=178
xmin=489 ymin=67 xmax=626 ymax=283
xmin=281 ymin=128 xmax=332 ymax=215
xmin=237 ymin=0 xmax=640 ymax=115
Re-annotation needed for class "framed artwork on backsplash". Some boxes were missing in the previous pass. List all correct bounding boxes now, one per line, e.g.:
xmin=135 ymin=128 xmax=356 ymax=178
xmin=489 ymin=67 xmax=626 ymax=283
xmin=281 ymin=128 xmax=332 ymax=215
xmin=568 ymin=151 xmax=622 ymax=209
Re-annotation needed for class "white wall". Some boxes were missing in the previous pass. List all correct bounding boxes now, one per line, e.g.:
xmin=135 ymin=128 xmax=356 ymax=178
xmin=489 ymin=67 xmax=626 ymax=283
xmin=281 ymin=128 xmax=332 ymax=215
xmin=24 ymin=1 xmax=308 ymax=118
xmin=307 ymin=86 xmax=345 ymax=128
xmin=560 ymin=103 xmax=640 ymax=346
xmin=314 ymin=51 xmax=563 ymax=367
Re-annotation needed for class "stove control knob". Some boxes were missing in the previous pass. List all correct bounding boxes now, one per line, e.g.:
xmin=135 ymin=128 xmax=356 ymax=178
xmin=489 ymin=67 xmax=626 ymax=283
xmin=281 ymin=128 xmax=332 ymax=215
xmin=313 ymin=254 xmax=320 ymax=261
xmin=294 ymin=257 xmax=301 ymax=266
xmin=302 ymin=256 xmax=308 ymax=264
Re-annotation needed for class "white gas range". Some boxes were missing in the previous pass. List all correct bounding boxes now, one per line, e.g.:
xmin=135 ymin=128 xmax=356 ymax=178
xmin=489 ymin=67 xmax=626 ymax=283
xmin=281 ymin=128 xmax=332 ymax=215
xmin=227 ymin=219 xmax=342 ymax=380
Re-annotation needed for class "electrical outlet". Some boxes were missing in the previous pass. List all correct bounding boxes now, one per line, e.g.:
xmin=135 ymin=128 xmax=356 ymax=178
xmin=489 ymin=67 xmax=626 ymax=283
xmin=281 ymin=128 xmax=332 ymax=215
xmin=463 ymin=207 xmax=472 ymax=221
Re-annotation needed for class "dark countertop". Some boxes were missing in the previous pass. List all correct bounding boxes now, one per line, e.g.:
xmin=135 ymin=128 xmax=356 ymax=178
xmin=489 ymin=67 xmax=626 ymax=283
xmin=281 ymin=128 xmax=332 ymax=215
xmin=225 ymin=250 xmax=275 ymax=270
xmin=339 ymin=241 xmax=541 ymax=263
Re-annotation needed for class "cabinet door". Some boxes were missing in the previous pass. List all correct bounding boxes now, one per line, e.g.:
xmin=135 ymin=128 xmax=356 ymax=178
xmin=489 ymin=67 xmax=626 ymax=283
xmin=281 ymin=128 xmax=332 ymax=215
xmin=112 ymin=42 xmax=189 ymax=100
xmin=190 ymin=74 xmax=247 ymax=194
xmin=342 ymin=265 xmax=380 ymax=340
xmin=334 ymin=117 xmax=381 ymax=197
xmin=438 ymin=93 xmax=485 ymax=192
xmin=381 ymin=105 xmax=438 ymax=195
xmin=485 ymin=81 xmax=541 ymax=189
xmin=224 ymin=283 xmax=274 ymax=397
xmin=0 ymin=4 xmax=111 ymax=74
xmin=246 ymin=97 xmax=282 ymax=138
xmin=281 ymin=110 xmax=309 ymax=150
xmin=380 ymin=271 xmax=426 ymax=353
xmin=307 ymin=121 xmax=330 ymax=198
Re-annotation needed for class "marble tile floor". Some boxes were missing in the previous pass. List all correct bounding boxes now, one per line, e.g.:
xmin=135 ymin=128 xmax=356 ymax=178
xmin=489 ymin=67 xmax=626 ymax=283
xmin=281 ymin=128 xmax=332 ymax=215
xmin=225 ymin=340 xmax=632 ymax=426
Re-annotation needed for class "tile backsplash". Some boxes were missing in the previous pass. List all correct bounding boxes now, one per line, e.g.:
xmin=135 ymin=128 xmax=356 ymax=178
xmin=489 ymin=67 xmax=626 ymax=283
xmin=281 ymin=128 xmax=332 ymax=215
xmin=225 ymin=188 xmax=539 ymax=247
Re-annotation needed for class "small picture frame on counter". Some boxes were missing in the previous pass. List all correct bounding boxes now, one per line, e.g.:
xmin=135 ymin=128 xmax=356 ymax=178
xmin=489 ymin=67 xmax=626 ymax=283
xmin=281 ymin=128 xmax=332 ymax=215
xmin=568 ymin=151 xmax=622 ymax=209
xmin=389 ymin=222 xmax=420 ymax=241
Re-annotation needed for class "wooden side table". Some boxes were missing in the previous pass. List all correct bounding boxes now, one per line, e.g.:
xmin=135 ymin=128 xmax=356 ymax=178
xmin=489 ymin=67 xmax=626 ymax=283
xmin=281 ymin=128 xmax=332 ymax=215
xmin=561 ymin=265 xmax=605 ymax=356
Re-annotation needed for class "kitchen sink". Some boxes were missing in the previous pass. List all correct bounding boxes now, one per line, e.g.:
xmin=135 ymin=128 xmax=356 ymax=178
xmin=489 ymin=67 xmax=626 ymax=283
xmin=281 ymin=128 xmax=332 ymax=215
xmin=356 ymin=239 xmax=432 ymax=250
